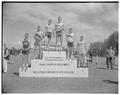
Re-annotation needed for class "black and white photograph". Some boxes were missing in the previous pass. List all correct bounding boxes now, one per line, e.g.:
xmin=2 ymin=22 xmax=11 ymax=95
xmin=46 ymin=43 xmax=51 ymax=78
xmin=2 ymin=1 xmax=118 ymax=93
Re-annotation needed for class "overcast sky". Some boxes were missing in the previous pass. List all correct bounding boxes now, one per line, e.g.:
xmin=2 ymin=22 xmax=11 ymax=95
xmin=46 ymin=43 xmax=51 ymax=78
xmin=3 ymin=3 xmax=118 ymax=48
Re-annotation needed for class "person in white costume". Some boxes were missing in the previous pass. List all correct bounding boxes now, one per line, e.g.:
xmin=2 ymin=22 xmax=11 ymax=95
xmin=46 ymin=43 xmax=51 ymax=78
xmin=66 ymin=28 xmax=74 ymax=59
xmin=55 ymin=16 xmax=64 ymax=47
xmin=76 ymin=36 xmax=87 ymax=68
xmin=3 ymin=43 xmax=9 ymax=73
xmin=45 ymin=19 xmax=54 ymax=46
xmin=34 ymin=26 xmax=44 ymax=59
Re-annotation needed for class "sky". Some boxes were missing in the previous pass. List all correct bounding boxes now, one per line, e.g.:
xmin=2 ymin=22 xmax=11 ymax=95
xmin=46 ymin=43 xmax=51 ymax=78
xmin=3 ymin=3 xmax=118 ymax=48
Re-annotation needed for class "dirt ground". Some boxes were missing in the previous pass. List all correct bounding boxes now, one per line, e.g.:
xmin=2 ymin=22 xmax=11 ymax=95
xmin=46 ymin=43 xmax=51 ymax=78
xmin=2 ymin=55 xmax=118 ymax=93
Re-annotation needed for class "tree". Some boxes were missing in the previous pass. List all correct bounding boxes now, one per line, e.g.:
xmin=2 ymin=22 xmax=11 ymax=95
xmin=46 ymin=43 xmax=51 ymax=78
xmin=88 ymin=31 xmax=118 ymax=56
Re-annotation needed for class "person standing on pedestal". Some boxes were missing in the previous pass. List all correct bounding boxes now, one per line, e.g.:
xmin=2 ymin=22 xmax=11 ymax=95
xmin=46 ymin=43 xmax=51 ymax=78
xmin=34 ymin=26 xmax=44 ymax=59
xmin=3 ymin=43 xmax=9 ymax=73
xmin=45 ymin=19 xmax=54 ymax=47
xmin=66 ymin=28 xmax=74 ymax=60
xmin=55 ymin=16 xmax=64 ymax=47
xmin=76 ymin=36 xmax=87 ymax=68
xmin=21 ymin=33 xmax=30 ymax=67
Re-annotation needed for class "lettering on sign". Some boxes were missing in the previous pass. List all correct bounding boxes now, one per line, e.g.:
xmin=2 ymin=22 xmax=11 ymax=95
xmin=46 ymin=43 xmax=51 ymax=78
xmin=33 ymin=71 xmax=74 ymax=74
xmin=39 ymin=63 xmax=69 ymax=66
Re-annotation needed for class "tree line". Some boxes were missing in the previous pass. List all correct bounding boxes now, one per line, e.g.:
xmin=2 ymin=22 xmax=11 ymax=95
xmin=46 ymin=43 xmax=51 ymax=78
xmin=88 ymin=31 xmax=118 ymax=56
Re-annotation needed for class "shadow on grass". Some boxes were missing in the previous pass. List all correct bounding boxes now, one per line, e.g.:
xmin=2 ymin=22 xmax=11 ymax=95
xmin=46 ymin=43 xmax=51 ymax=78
xmin=2 ymin=84 xmax=11 ymax=93
xmin=2 ymin=88 xmax=11 ymax=93
xmin=97 ymin=67 xmax=118 ymax=70
xmin=13 ymin=72 xmax=19 ymax=76
xmin=102 ymin=80 xmax=118 ymax=84
xmin=113 ymin=64 xmax=118 ymax=66
xmin=112 ymin=68 xmax=118 ymax=70
xmin=97 ymin=67 xmax=107 ymax=69
xmin=102 ymin=64 xmax=118 ymax=66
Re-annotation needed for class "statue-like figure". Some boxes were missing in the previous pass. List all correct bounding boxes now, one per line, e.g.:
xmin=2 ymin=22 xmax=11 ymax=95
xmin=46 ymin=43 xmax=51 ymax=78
xmin=45 ymin=19 xmax=54 ymax=47
xmin=34 ymin=26 xmax=44 ymax=59
xmin=66 ymin=28 xmax=74 ymax=59
xmin=21 ymin=33 xmax=30 ymax=66
xmin=55 ymin=16 xmax=64 ymax=47
xmin=76 ymin=36 xmax=87 ymax=68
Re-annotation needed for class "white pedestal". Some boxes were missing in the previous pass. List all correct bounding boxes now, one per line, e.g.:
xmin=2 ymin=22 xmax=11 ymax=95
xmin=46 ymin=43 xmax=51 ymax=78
xmin=19 ymin=51 xmax=88 ymax=77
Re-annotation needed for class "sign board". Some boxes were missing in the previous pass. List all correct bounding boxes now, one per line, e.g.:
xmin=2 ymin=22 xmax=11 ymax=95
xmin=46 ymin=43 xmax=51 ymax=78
xmin=43 ymin=51 xmax=66 ymax=61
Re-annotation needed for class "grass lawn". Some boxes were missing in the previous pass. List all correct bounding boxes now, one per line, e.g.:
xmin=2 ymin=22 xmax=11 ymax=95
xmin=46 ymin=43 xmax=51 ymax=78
xmin=2 ymin=55 xmax=118 ymax=93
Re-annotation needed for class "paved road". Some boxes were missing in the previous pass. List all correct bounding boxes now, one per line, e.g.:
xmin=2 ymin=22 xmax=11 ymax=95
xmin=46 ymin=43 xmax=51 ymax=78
xmin=2 ymin=55 xmax=118 ymax=93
